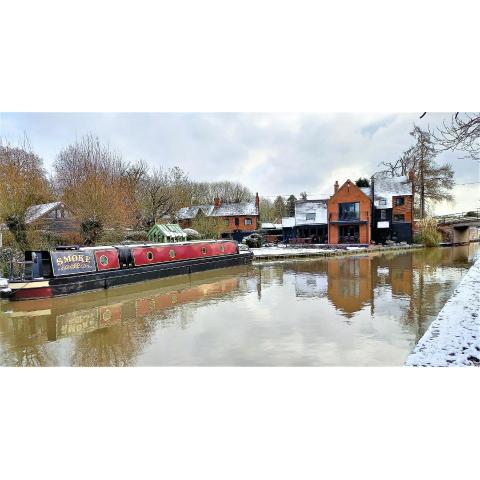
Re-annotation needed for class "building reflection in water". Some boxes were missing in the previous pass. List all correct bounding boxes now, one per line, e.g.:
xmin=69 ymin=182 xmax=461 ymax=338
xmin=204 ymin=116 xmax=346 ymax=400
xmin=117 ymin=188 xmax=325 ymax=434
xmin=0 ymin=245 xmax=477 ymax=366
xmin=287 ymin=246 xmax=473 ymax=335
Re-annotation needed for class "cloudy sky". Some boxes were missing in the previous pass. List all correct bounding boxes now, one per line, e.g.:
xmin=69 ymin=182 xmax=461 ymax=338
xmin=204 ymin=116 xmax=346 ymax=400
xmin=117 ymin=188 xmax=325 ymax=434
xmin=1 ymin=112 xmax=478 ymax=214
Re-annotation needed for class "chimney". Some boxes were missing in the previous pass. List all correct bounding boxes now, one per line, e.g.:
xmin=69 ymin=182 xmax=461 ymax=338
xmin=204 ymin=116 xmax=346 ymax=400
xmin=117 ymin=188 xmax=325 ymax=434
xmin=408 ymin=169 xmax=415 ymax=183
xmin=334 ymin=181 xmax=339 ymax=194
xmin=255 ymin=192 xmax=260 ymax=210
xmin=214 ymin=197 xmax=221 ymax=208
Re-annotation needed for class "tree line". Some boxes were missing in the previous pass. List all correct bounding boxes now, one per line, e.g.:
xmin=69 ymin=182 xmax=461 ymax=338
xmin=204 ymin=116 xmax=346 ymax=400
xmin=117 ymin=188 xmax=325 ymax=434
xmin=0 ymin=134 xmax=255 ymax=247
xmin=0 ymin=113 xmax=477 ymax=249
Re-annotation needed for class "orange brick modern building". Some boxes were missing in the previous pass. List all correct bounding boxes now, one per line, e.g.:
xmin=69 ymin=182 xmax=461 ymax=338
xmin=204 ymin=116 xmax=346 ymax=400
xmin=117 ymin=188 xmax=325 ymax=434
xmin=327 ymin=179 xmax=372 ymax=244
xmin=290 ymin=175 xmax=414 ymax=245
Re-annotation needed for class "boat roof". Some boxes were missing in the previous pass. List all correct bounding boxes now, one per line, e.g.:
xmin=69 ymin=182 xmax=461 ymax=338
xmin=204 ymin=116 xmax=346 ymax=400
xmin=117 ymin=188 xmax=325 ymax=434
xmin=75 ymin=239 xmax=235 ymax=251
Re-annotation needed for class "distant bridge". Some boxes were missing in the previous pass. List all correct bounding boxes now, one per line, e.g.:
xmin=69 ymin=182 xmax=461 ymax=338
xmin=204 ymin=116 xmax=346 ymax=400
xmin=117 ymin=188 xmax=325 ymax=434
xmin=434 ymin=209 xmax=480 ymax=244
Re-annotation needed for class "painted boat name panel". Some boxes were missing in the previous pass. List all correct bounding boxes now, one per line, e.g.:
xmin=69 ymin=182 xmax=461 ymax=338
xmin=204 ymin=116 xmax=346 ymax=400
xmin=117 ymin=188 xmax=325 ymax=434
xmin=51 ymin=251 xmax=97 ymax=276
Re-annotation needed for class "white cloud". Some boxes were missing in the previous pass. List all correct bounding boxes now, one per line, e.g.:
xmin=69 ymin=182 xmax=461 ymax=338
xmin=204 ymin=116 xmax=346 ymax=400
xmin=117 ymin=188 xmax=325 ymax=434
xmin=0 ymin=112 xmax=478 ymax=214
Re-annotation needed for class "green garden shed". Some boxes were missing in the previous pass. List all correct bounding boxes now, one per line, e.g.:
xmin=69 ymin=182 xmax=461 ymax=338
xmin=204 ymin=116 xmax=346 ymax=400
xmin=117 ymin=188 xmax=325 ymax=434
xmin=147 ymin=223 xmax=187 ymax=243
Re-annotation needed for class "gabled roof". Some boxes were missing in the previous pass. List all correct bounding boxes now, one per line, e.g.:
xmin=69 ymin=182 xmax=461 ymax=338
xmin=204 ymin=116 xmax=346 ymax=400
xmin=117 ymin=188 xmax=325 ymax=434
xmin=331 ymin=179 xmax=371 ymax=202
xmin=148 ymin=223 xmax=187 ymax=239
xmin=25 ymin=201 xmax=64 ymax=223
xmin=211 ymin=201 xmax=258 ymax=217
xmin=360 ymin=187 xmax=371 ymax=197
xmin=295 ymin=199 xmax=328 ymax=225
xmin=372 ymin=172 xmax=413 ymax=208
xmin=177 ymin=205 xmax=214 ymax=220
xmin=177 ymin=201 xmax=258 ymax=219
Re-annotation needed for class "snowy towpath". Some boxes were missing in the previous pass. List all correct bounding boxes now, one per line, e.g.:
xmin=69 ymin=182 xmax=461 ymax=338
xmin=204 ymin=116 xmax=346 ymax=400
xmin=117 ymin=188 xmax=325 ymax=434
xmin=405 ymin=258 xmax=480 ymax=367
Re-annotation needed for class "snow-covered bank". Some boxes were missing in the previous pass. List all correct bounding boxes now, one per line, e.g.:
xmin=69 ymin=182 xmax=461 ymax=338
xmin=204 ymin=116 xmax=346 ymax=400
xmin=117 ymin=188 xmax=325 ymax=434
xmin=252 ymin=246 xmax=334 ymax=257
xmin=251 ymin=243 xmax=422 ymax=260
xmin=405 ymin=259 xmax=480 ymax=367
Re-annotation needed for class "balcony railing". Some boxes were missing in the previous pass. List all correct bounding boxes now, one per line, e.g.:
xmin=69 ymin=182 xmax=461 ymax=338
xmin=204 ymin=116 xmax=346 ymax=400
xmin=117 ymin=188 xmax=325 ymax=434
xmin=329 ymin=211 xmax=370 ymax=222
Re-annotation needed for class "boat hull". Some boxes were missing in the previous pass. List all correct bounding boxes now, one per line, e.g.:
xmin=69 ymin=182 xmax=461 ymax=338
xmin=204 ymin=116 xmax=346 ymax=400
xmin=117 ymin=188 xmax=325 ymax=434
xmin=3 ymin=252 xmax=253 ymax=301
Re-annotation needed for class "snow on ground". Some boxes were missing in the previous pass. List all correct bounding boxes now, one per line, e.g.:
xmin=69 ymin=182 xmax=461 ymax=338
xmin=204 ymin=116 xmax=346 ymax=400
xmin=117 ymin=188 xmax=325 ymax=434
xmin=251 ymin=246 xmax=337 ymax=257
xmin=405 ymin=259 xmax=480 ymax=367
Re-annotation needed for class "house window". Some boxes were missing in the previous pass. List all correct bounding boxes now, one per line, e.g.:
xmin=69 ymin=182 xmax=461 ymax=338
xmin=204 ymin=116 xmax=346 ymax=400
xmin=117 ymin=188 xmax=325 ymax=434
xmin=224 ymin=218 xmax=230 ymax=225
xmin=245 ymin=218 xmax=252 ymax=225
xmin=305 ymin=213 xmax=315 ymax=221
xmin=339 ymin=202 xmax=360 ymax=221
xmin=379 ymin=198 xmax=387 ymax=206
xmin=380 ymin=209 xmax=386 ymax=220
xmin=395 ymin=197 xmax=405 ymax=206
xmin=393 ymin=214 xmax=405 ymax=222
xmin=234 ymin=217 xmax=239 ymax=226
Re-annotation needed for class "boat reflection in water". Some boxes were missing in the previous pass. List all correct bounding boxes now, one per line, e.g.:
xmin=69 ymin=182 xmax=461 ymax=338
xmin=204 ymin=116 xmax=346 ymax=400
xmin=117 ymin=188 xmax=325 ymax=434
xmin=0 ymin=266 xmax=248 ymax=366
xmin=0 ymin=245 xmax=477 ymax=366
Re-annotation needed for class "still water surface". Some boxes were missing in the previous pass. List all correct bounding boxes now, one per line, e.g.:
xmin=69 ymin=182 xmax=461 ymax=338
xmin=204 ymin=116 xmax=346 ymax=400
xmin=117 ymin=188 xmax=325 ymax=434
xmin=0 ymin=245 xmax=478 ymax=366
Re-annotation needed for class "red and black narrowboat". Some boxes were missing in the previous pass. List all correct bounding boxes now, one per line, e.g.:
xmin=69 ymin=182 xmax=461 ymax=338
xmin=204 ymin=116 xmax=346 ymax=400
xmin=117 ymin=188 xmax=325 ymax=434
xmin=1 ymin=240 xmax=252 ymax=301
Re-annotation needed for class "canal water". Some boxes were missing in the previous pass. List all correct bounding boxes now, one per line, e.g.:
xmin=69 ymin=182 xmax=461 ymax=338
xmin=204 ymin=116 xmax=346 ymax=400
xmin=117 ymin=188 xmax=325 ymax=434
xmin=0 ymin=245 xmax=478 ymax=366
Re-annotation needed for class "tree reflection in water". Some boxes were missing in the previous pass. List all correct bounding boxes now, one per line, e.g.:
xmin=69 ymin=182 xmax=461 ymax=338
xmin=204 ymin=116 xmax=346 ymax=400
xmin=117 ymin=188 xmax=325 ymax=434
xmin=0 ymin=246 xmax=477 ymax=366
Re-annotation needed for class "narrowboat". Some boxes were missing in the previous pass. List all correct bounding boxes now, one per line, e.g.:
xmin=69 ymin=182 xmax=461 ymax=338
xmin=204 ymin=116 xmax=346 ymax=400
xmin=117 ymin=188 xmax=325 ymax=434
xmin=0 ymin=240 xmax=253 ymax=301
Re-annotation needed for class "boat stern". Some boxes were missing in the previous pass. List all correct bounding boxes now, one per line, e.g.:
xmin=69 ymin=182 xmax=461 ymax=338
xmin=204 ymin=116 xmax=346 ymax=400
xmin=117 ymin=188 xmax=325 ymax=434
xmin=1 ymin=279 xmax=53 ymax=301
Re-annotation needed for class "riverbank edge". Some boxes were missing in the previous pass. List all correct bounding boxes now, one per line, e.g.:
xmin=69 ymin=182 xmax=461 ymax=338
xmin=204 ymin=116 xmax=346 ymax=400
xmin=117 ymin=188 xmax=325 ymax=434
xmin=252 ymin=244 xmax=425 ymax=261
xmin=405 ymin=257 xmax=480 ymax=367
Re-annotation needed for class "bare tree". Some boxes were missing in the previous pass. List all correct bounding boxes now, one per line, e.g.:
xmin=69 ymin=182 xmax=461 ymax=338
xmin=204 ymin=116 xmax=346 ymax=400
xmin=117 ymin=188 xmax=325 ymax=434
xmin=190 ymin=181 xmax=253 ymax=204
xmin=54 ymin=134 xmax=142 ymax=244
xmin=382 ymin=126 xmax=454 ymax=218
xmin=0 ymin=137 xmax=53 ymax=248
xmin=137 ymin=167 xmax=179 ymax=228
xmin=431 ymin=113 xmax=480 ymax=161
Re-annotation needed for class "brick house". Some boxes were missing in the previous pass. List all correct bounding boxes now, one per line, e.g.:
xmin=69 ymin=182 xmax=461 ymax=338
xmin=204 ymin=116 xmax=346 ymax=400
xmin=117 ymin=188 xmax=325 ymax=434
xmin=177 ymin=193 xmax=260 ymax=238
xmin=370 ymin=172 xmax=414 ymax=244
xmin=328 ymin=180 xmax=372 ymax=244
